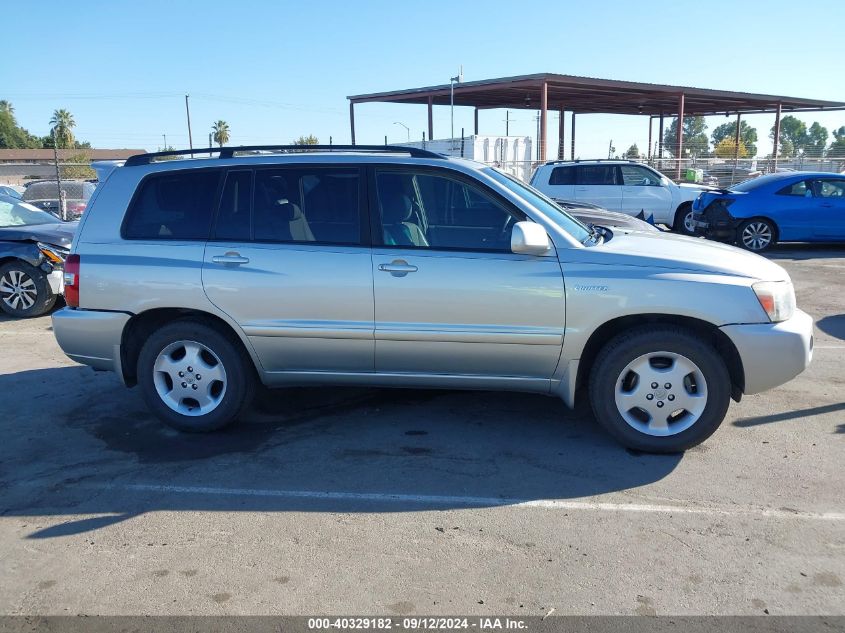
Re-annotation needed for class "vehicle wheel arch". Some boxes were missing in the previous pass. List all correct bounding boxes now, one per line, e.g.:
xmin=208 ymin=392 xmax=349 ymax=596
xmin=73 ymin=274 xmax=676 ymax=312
xmin=575 ymin=313 xmax=745 ymax=402
xmin=671 ymin=201 xmax=694 ymax=233
xmin=120 ymin=307 xmax=262 ymax=387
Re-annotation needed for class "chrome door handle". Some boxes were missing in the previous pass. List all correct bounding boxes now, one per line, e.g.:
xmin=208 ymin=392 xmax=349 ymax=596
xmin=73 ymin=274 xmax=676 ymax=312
xmin=378 ymin=261 xmax=418 ymax=276
xmin=212 ymin=252 xmax=250 ymax=265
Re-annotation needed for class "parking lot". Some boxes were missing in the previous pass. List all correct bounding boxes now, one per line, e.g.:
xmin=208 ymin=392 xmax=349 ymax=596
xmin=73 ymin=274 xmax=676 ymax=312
xmin=0 ymin=245 xmax=843 ymax=616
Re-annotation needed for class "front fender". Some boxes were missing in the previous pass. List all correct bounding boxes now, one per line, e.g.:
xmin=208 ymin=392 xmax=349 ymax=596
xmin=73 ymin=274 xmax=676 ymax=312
xmin=0 ymin=242 xmax=44 ymax=269
xmin=558 ymin=263 xmax=767 ymax=364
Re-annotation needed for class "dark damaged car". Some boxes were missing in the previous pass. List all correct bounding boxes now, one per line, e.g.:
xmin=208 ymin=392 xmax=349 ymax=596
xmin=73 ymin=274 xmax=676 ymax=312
xmin=0 ymin=194 xmax=76 ymax=317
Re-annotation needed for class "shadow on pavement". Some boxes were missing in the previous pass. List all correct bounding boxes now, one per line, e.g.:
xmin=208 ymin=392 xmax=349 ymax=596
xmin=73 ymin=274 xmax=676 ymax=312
xmin=733 ymin=402 xmax=845 ymax=428
xmin=0 ymin=366 xmax=683 ymax=538
xmin=816 ymin=315 xmax=845 ymax=341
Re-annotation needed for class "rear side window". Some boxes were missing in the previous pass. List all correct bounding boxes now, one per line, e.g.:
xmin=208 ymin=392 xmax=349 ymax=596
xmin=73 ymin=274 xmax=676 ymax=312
xmin=123 ymin=170 xmax=220 ymax=240
xmin=577 ymin=165 xmax=619 ymax=185
xmin=776 ymin=180 xmax=811 ymax=197
xmin=252 ymin=168 xmax=360 ymax=244
xmin=549 ymin=166 xmax=575 ymax=185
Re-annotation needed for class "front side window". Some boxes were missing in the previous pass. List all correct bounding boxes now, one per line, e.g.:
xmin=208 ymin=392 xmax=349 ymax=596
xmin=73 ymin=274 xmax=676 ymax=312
xmin=815 ymin=179 xmax=845 ymax=198
xmin=123 ymin=170 xmax=221 ymax=240
xmin=252 ymin=168 xmax=360 ymax=244
xmin=375 ymin=170 xmax=516 ymax=252
xmin=620 ymin=165 xmax=662 ymax=186
xmin=777 ymin=180 xmax=812 ymax=197
xmin=577 ymin=165 xmax=619 ymax=186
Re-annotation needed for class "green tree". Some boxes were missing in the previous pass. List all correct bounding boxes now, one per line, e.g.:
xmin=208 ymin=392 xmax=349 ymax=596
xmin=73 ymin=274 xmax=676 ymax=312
xmin=711 ymin=120 xmax=758 ymax=157
xmin=62 ymin=152 xmax=96 ymax=179
xmin=212 ymin=120 xmax=230 ymax=147
xmin=770 ymin=115 xmax=807 ymax=157
xmin=714 ymin=138 xmax=749 ymax=158
xmin=624 ymin=143 xmax=640 ymax=158
xmin=805 ymin=122 xmax=828 ymax=157
xmin=829 ymin=126 xmax=845 ymax=158
xmin=0 ymin=100 xmax=41 ymax=149
xmin=662 ymin=116 xmax=708 ymax=157
xmin=293 ymin=134 xmax=319 ymax=145
xmin=49 ymin=109 xmax=76 ymax=149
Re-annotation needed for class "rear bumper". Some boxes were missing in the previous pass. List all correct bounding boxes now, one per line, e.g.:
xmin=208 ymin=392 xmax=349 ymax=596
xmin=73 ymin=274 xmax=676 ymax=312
xmin=720 ymin=309 xmax=814 ymax=395
xmin=51 ymin=308 xmax=131 ymax=382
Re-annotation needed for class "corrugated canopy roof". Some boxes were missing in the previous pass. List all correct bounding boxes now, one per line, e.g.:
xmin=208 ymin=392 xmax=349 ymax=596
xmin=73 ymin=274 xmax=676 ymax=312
xmin=348 ymin=73 xmax=845 ymax=116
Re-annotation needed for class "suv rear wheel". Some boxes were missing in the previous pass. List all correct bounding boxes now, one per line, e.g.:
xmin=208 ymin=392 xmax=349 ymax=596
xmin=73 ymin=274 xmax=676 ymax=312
xmin=588 ymin=325 xmax=731 ymax=453
xmin=137 ymin=320 xmax=255 ymax=432
xmin=0 ymin=261 xmax=57 ymax=318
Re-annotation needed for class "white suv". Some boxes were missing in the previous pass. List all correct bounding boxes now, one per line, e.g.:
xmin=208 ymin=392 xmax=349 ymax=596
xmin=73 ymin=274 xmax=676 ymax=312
xmin=530 ymin=160 xmax=710 ymax=234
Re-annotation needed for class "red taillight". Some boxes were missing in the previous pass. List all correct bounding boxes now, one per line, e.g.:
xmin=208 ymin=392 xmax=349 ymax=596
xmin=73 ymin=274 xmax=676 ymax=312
xmin=64 ymin=254 xmax=80 ymax=307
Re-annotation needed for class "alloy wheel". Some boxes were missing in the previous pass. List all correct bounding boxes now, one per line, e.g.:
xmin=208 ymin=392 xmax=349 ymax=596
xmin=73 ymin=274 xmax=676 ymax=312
xmin=0 ymin=270 xmax=38 ymax=311
xmin=614 ymin=351 xmax=708 ymax=437
xmin=153 ymin=340 xmax=228 ymax=416
xmin=741 ymin=222 xmax=772 ymax=251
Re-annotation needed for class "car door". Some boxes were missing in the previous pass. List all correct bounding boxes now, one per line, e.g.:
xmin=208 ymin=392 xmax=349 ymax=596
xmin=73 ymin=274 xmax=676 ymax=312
xmin=369 ymin=166 xmax=566 ymax=384
xmin=202 ymin=166 xmax=375 ymax=375
xmin=812 ymin=178 xmax=845 ymax=239
xmin=771 ymin=179 xmax=817 ymax=240
xmin=574 ymin=165 xmax=623 ymax=210
xmin=619 ymin=164 xmax=672 ymax=218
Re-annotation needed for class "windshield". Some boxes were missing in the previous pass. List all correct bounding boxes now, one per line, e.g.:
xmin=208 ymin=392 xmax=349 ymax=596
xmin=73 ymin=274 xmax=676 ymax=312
xmin=0 ymin=197 xmax=59 ymax=227
xmin=482 ymin=168 xmax=592 ymax=244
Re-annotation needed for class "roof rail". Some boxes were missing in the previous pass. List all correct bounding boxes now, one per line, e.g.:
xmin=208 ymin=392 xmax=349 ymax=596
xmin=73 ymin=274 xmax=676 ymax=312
xmin=124 ymin=144 xmax=444 ymax=166
xmin=542 ymin=158 xmax=642 ymax=166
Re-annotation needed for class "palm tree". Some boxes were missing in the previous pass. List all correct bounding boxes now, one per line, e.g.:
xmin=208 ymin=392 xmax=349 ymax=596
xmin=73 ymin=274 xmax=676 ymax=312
xmin=50 ymin=109 xmax=76 ymax=149
xmin=0 ymin=101 xmax=13 ymax=116
xmin=212 ymin=120 xmax=230 ymax=147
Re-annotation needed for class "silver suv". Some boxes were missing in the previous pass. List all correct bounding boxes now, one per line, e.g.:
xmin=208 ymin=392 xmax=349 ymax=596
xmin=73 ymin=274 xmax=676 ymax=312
xmin=52 ymin=145 xmax=813 ymax=453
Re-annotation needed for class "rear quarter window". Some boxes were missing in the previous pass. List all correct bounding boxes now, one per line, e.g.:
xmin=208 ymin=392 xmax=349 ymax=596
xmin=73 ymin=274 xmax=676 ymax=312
xmin=122 ymin=170 xmax=221 ymax=240
xmin=549 ymin=166 xmax=575 ymax=185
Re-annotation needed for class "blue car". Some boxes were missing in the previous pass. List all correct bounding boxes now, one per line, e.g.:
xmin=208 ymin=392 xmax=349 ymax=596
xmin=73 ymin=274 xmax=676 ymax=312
xmin=692 ymin=171 xmax=845 ymax=252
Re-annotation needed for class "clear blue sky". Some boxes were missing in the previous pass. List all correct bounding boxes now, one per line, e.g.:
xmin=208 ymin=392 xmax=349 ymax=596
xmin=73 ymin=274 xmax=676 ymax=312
xmin=3 ymin=0 xmax=843 ymax=158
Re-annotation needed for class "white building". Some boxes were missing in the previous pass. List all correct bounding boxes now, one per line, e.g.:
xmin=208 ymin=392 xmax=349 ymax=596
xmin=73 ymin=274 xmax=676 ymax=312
xmin=400 ymin=135 xmax=534 ymax=181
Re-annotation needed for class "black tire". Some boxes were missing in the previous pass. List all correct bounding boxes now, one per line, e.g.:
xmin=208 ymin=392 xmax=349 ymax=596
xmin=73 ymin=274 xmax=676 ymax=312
xmin=137 ymin=319 xmax=255 ymax=432
xmin=0 ymin=260 xmax=57 ymax=318
xmin=588 ymin=325 xmax=731 ymax=453
xmin=737 ymin=218 xmax=777 ymax=252
xmin=672 ymin=203 xmax=696 ymax=236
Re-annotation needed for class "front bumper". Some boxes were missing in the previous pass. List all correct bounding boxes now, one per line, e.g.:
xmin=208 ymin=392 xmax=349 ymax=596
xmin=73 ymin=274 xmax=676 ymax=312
xmin=51 ymin=308 xmax=131 ymax=382
xmin=46 ymin=269 xmax=64 ymax=295
xmin=692 ymin=211 xmax=740 ymax=242
xmin=720 ymin=309 xmax=814 ymax=395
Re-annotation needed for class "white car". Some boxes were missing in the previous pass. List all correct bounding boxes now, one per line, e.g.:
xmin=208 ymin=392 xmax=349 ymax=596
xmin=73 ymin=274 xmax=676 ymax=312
xmin=530 ymin=160 xmax=711 ymax=234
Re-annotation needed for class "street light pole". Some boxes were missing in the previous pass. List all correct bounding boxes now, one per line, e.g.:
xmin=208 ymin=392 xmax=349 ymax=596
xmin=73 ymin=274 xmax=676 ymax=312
xmin=185 ymin=94 xmax=194 ymax=157
xmin=393 ymin=121 xmax=410 ymax=142
xmin=450 ymin=66 xmax=463 ymax=143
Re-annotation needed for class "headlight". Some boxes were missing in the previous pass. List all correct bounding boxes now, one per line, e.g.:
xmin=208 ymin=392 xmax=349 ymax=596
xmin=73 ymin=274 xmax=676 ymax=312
xmin=37 ymin=242 xmax=69 ymax=264
xmin=752 ymin=281 xmax=795 ymax=322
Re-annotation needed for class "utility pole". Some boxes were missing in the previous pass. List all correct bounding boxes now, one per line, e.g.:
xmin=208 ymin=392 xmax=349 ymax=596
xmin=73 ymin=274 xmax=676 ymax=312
xmin=185 ymin=94 xmax=194 ymax=156
xmin=209 ymin=132 xmax=213 ymax=150
xmin=450 ymin=65 xmax=463 ymax=145
xmin=504 ymin=110 xmax=511 ymax=136
xmin=51 ymin=129 xmax=64 ymax=221
xmin=162 ymin=134 xmax=167 ymax=150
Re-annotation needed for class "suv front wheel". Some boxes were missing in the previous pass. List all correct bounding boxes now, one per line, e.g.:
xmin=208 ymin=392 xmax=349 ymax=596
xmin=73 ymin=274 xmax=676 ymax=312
xmin=588 ymin=325 xmax=731 ymax=452
xmin=672 ymin=203 xmax=696 ymax=236
xmin=137 ymin=320 xmax=255 ymax=432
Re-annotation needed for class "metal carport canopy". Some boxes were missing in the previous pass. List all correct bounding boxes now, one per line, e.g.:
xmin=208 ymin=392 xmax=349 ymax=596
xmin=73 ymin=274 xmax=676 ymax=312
xmin=346 ymin=73 xmax=845 ymax=169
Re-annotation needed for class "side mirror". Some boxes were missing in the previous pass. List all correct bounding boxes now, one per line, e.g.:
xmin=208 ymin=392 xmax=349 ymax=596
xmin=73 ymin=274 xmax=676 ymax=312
xmin=511 ymin=221 xmax=551 ymax=255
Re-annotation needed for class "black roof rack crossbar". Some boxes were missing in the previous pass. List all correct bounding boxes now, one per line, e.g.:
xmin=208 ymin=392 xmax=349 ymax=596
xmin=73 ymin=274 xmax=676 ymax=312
xmin=125 ymin=144 xmax=443 ymax=166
